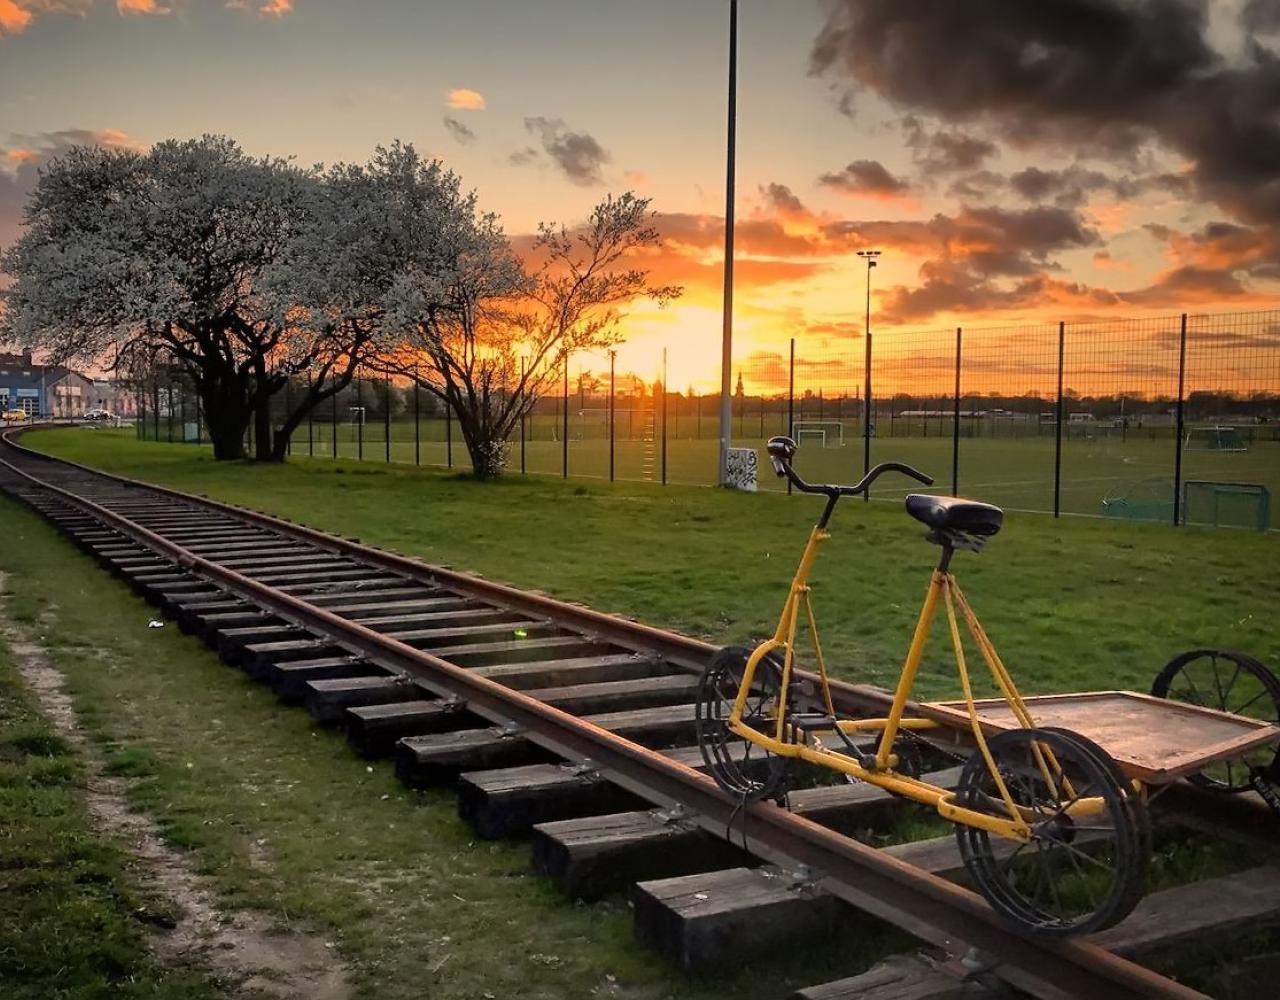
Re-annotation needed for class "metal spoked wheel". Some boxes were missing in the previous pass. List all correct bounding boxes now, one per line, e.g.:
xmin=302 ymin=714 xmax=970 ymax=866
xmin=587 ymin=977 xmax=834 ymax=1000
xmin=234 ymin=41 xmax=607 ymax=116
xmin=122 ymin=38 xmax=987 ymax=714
xmin=1036 ymin=725 xmax=1152 ymax=863
xmin=695 ymin=645 xmax=792 ymax=803
xmin=955 ymin=727 xmax=1146 ymax=937
xmin=1151 ymin=648 xmax=1280 ymax=792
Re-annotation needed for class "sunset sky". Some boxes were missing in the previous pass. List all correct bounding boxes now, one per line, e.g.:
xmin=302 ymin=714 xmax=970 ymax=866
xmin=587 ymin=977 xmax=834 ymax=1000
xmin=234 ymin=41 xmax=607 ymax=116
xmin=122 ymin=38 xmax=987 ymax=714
xmin=2 ymin=0 xmax=1279 ymax=393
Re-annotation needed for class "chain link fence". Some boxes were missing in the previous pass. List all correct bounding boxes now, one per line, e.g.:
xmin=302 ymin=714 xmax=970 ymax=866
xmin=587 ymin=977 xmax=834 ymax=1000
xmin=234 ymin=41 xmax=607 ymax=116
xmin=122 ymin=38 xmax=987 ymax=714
xmin=135 ymin=307 xmax=1279 ymax=529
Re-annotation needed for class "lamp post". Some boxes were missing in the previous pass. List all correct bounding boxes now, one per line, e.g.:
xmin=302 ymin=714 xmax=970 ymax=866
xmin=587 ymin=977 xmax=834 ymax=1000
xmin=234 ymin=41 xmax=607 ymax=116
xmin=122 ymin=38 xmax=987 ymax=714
xmin=855 ymin=249 xmax=881 ymax=493
xmin=717 ymin=0 xmax=738 ymax=487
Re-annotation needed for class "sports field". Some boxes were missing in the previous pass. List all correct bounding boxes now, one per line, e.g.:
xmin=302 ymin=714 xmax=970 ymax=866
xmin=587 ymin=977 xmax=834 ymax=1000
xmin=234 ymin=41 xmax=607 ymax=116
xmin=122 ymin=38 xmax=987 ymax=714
xmin=243 ymin=414 xmax=1280 ymax=528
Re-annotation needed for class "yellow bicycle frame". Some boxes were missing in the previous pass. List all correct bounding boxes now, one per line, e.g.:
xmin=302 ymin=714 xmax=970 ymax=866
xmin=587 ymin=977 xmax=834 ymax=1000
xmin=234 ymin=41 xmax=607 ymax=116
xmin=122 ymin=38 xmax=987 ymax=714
xmin=727 ymin=525 xmax=1096 ymax=841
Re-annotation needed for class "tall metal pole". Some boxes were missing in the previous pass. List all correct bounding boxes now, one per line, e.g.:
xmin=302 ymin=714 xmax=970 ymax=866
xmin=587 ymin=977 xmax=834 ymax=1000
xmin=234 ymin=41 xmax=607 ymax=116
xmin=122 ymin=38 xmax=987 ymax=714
xmin=1173 ymin=313 xmax=1188 ymax=526
xmin=562 ymin=355 xmax=569 ymax=478
xmin=856 ymin=250 xmax=880 ymax=499
xmin=609 ymin=350 xmax=616 ymax=482
xmin=717 ymin=0 xmax=738 ymax=486
xmin=787 ymin=338 xmax=795 ymax=497
xmin=661 ymin=348 xmax=668 ymax=485
xmin=952 ymin=327 xmax=962 ymax=497
xmin=1053 ymin=321 xmax=1065 ymax=518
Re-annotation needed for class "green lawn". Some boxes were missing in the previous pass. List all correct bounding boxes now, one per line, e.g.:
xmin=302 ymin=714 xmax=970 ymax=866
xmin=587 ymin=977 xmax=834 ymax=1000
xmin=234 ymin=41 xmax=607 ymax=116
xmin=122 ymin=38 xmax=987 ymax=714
xmin=0 ymin=612 xmax=221 ymax=999
xmin=26 ymin=426 xmax=1280 ymax=700
xmin=143 ymin=413 xmax=1280 ymax=527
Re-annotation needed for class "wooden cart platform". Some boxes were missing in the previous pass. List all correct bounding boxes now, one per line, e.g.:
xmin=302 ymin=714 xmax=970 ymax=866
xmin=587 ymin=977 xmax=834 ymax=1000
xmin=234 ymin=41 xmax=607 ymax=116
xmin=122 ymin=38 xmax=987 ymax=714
xmin=922 ymin=690 xmax=1280 ymax=784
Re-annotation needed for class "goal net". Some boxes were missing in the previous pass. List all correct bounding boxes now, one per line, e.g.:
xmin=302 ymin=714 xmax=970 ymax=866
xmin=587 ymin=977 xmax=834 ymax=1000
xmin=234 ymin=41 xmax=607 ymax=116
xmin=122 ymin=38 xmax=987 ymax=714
xmin=792 ymin=420 xmax=845 ymax=448
xmin=1184 ymin=425 xmax=1249 ymax=452
xmin=1182 ymin=481 xmax=1271 ymax=531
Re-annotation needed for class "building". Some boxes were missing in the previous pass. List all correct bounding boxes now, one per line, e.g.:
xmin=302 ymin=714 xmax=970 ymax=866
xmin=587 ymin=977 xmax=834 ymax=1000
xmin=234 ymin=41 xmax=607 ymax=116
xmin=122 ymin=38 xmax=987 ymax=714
xmin=0 ymin=350 xmax=96 ymax=418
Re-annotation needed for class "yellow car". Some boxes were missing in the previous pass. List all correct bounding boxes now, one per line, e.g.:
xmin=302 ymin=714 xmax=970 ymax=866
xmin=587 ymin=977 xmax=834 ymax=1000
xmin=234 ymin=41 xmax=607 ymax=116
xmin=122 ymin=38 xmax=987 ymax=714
xmin=2 ymin=410 xmax=30 ymax=422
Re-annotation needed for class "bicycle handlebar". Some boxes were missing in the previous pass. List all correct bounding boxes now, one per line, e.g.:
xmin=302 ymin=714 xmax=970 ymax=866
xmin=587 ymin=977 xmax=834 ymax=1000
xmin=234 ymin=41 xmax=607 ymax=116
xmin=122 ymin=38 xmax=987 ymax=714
xmin=765 ymin=435 xmax=933 ymax=497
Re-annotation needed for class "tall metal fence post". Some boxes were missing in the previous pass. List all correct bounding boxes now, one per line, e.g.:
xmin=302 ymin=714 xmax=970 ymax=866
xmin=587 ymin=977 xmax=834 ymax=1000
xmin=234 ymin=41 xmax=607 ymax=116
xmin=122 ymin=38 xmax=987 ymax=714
xmin=413 ymin=369 xmax=420 ymax=467
xmin=1173 ymin=313 xmax=1188 ymax=526
xmin=609 ymin=351 xmax=616 ymax=482
xmin=179 ymin=383 xmax=187 ymax=445
xmin=195 ymin=396 xmax=202 ymax=445
xmin=284 ymin=378 xmax=291 ymax=457
xmin=661 ymin=348 xmax=668 ymax=485
xmin=952 ymin=326 xmax=962 ymax=497
xmin=138 ymin=388 xmax=145 ymax=440
xmin=446 ymin=400 xmax=453 ymax=468
xmin=562 ymin=355 xmax=569 ymax=479
xmin=356 ymin=380 xmax=364 ymax=461
xmin=152 ymin=383 xmax=160 ymax=442
xmin=1053 ymin=320 xmax=1065 ymax=518
xmin=520 ymin=357 xmax=527 ymax=475
xmin=330 ymin=375 xmax=338 ymax=460
xmin=307 ymin=391 xmax=313 ymax=457
xmin=787 ymin=338 xmax=795 ymax=496
xmin=384 ymin=374 xmax=392 ymax=463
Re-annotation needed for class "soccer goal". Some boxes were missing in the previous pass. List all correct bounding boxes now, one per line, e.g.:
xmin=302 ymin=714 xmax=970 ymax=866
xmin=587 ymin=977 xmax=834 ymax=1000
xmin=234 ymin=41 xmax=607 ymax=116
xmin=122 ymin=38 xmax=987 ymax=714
xmin=1184 ymin=425 xmax=1249 ymax=452
xmin=792 ymin=420 xmax=845 ymax=448
xmin=1182 ymin=481 xmax=1271 ymax=531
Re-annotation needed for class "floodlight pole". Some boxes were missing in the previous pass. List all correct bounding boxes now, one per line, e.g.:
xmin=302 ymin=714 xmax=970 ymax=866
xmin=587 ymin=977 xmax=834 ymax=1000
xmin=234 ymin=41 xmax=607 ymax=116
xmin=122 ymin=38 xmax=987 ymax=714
xmin=717 ymin=0 xmax=738 ymax=487
xmin=856 ymin=249 xmax=881 ymax=499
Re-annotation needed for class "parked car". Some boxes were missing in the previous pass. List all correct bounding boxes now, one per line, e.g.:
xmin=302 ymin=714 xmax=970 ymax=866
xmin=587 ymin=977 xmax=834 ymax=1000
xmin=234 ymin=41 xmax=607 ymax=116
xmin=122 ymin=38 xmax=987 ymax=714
xmin=84 ymin=408 xmax=113 ymax=422
xmin=3 ymin=409 xmax=29 ymax=422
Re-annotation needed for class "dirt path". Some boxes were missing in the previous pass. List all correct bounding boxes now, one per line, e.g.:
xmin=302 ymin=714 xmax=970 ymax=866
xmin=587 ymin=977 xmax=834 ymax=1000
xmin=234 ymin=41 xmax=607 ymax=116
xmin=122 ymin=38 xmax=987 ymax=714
xmin=0 ymin=574 xmax=352 ymax=1000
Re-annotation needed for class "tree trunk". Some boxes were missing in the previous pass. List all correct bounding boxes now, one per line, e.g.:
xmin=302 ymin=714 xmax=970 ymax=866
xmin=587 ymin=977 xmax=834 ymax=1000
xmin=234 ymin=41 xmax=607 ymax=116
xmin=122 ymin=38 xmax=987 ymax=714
xmin=456 ymin=408 xmax=509 ymax=480
xmin=200 ymin=383 xmax=251 ymax=461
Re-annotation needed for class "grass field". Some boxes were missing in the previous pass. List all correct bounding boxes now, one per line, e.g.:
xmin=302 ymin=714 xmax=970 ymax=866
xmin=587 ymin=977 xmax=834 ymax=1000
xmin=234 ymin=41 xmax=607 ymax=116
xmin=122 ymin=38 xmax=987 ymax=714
xmin=0 ymin=467 xmax=905 ymax=1000
xmin=142 ymin=413 xmax=1280 ymax=528
xmin=27 ymin=426 xmax=1280 ymax=698
xmin=7 ymin=426 xmax=1279 ymax=996
xmin=0 ymin=599 xmax=221 ymax=1000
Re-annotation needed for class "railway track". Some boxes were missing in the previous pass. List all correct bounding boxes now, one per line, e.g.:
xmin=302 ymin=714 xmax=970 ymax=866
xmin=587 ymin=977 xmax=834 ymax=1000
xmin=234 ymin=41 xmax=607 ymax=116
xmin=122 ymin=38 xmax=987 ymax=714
xmin=2 ymin=426 xmax=1276 ymax=1000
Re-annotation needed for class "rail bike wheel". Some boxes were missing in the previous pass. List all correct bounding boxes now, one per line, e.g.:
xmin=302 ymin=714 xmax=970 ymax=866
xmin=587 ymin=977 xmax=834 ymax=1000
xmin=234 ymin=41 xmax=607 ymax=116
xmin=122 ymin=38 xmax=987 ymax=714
xmin=695 ymin=645 xmax=792 ymax=803
xmin=1151 ymin=649 xmax=1280 ymax=792
xmin=955 ymin=727 xmax=1145 ymax=937
xmin=1037 ymin=725 xmax=1152 ymax=862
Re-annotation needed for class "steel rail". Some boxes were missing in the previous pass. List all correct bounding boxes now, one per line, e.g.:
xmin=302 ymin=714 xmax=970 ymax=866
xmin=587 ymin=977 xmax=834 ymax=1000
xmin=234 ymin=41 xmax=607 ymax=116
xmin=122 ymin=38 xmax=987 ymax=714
xmin=0 ymin=428 xmax=915 ymax=719
xmin=0 ymin=430 xmax=1206 ymax=1000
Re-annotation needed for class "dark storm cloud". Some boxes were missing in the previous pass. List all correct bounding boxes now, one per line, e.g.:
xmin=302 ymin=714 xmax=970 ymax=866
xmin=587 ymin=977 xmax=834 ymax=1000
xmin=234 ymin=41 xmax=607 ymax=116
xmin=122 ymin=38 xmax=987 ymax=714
xmin=817 ymin=159 xmax=910 ymax=198
xmin=759 ymin=182 xmax=807 ymax=217
xmin=810 ymin=0 xmax=1280 ymax=226
xmin=442 ymin=115 xmax=476 ymax=145
xmin=823 ymin=204 xmax=1102 ymax=321
xmin=522 ymin=117 xmax=610 ymax=187
xmin=1245 ymin=0 xmax=1280 ymax=33
xmin=902 ymin=116 xmax=997 ymax=174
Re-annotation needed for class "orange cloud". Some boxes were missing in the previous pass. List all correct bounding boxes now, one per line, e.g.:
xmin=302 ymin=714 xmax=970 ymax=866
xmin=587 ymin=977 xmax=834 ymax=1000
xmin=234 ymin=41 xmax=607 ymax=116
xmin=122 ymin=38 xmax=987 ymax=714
xmin=117 ymin=0 xmax=170 ymax=15
xmin=225 ymin=0 xmax=293 ymax=17
xmin=0 ymin=0 xmax=33 ymax=35
xmin=447 ymin=88 xmax=486 ymax=111
xmin=1092 ymin=250 xmax=1133 ymax=272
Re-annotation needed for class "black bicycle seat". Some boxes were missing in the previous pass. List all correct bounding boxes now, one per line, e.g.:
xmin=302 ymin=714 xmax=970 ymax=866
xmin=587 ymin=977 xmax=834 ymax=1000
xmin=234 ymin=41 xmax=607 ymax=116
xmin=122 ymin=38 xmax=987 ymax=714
xmin=905 ymin=494 xmax=1004 ymax=536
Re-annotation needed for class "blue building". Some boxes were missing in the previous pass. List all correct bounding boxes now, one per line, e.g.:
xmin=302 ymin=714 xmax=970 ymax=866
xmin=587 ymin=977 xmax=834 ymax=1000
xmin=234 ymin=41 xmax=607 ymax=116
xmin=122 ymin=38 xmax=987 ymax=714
xmin=0 ymin=350 xmax=96 ymax=418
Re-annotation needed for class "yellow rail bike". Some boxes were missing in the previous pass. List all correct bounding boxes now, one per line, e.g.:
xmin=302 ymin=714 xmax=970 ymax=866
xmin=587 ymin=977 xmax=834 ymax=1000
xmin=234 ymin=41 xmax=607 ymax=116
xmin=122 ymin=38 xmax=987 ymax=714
xmin=696 ymin=435 xmax=1280 ymax=937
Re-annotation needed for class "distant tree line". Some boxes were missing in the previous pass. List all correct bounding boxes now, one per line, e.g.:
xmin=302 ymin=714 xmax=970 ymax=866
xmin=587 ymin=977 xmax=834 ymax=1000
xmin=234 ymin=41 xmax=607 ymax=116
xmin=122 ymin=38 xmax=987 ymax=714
xmin=0 ymin=135 xmax=679 ymax=477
